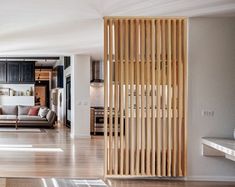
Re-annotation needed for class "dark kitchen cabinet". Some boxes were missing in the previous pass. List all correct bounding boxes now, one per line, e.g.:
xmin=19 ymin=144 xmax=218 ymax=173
xmin=7 ymin=62 xmax=20 ymax=83
xmin=64 ymin=56 xmax=71 ymax=70
xmin=52 ymin=66 xmax=63 ymax=88
xmin=20 ymin=62 xmax=35 ymax=83
xmin=7 ymin=61 xmax=35 ymax=84
xmin=0 ymin=62 xmax=7 ymax=83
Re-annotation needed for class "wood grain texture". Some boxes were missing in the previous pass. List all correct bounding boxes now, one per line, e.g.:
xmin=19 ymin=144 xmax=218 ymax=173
xmin=151 ymin=19 xmax=156 ymax=176
xmin=146 ymin=20 xmax=151 ymax=175
xmin=0 ymin=125 xmax=104 ymax=178
xmin=130 ymin=19 xmax=135 ymax=175
xmin=108 ymin=18 xmax=113 ymax=175
xmin=178 ymin=19 xmax=183 ymax=176
xmin=4 ymin=178 xmax=235 ymax=187
xmin=140 ymin=19 xmax=146 ymax=175
xmin=161 ymin=19 xmax=166 ymax=176
xmin=183 ymin=19 xmax=188 ymax=176
xmin=119 ymin=19 xmax=124 ymax=175
xmin=104 ymin=18 xmax=108 ymax=177
xmin=135 ymin=19 xmax=141 ymax=175
xmin=167 ymin=19 xmax=172 ymax=177
xmin=114 ymin=19 xmax=119 ymax=175
xmin=124 ymin=19 xmax=130 ymax=175
xmin=156 ymin=19 xmax=162 ymax=176
xmin=104 ymin=17 xmax=187 ymax=177
xmin=172 ymin=19 xmax=177 ymax=177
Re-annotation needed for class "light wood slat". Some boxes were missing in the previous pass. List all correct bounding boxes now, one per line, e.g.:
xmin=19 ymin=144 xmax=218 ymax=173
xmin=124 ymin=19 xmax=130 ymax=175
xmin=161 ymin=19 xmax=167 ymax=176
xmin=135 ymin=19 xmax=141 ymax=175
xmin=104 ymin=17 xmax=187 ymax=177
xmin=183 ymin=19 xmax=188 ymax=176
xmin=156 ymin=19 xmax=162 ymax=176
xmin=108 ymin=19 xmax=113 ymax=175
xmin=140 ymin=19 xmax=146 ymax=175
xmin=172 ymin=19 xmax=177 ymax=177
xmin=119 ymin=20 xmax=124 ymax=175
xmin=103 ymin=18 xmax=108 ymax=177
xmin=151 ymin=19 xmax=156 ymax=176
xmin=178 ymin=19 xmax=183 ymax=176
xmin=130 ymin=19 xmax=135 ymax=175
xmin=104 ymin=16 xmax=187 ymax=20
xmin=167 ymin=19 xmax=172 ymax=177
xmin=114 ymin=20 xmax=119 ymax=175
xmin=146 ymin=20 xmax=151 ymax=175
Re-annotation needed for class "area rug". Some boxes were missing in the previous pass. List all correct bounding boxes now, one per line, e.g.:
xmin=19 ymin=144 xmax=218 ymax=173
xmin=0 ymin=128 xmax=46 ymax=133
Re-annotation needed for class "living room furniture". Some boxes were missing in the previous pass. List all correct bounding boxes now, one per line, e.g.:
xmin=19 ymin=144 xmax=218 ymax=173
xmin=0 ymin=105 xmax=56 ymax=128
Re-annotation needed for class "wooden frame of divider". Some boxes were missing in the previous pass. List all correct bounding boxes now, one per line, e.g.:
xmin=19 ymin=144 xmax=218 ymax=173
xmin=104 ymin=16 xmax=188 ymax=177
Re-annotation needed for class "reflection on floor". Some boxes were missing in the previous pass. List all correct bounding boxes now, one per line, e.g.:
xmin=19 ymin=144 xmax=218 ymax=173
xmin=0 ymin=126 xmax=235 ymax=187
xmin=0 ymin=178 xmax=107 ymax=187
xmin=1 ymin=178 xmax=235 ymax=187
xmin=0 ymin=125 xmax=104 ymax=178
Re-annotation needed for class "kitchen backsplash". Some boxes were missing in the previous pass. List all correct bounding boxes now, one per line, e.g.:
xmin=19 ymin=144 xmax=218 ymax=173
xmin=90 ymin=85 xmax=104 ymax=107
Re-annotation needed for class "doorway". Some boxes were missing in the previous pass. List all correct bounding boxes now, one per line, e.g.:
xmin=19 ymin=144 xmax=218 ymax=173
xmin=35 ymin=81 xmax=50 ymax=107
xmin=66 ymin=76 xmax=71 ymax=128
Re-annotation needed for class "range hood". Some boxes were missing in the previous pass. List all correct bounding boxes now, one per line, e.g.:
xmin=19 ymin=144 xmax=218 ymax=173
xmin=90 ymin=60 xmax=104 ymax=86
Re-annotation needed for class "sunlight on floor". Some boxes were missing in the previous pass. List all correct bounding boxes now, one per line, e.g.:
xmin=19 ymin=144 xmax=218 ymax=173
xmin=0 ymin=144 xmax=63 ymax=152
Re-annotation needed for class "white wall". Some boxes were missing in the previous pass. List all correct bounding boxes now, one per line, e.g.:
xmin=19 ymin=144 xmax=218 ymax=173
xmin=90 ymin=85 xmax=104 ymax=107
xmin=0 ymin=84 xmax=34 ymax=106
xmin=71 ymin=55 xmax=90 ymax=138
xmin=188 ymin=17 xmax=235 ymax=181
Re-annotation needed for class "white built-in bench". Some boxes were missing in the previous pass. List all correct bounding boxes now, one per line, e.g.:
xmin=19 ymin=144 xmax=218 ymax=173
xmin=202 ymin=137 xmax=235 ymax=162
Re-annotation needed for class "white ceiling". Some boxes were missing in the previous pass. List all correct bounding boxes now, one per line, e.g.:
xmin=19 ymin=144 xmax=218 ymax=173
xmin=0 ymin=0 xmax=234 ymax=59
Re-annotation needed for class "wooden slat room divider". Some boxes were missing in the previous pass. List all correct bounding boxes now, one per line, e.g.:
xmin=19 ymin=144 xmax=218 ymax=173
xmin=104 ymin=17 xmax=187 ymax=177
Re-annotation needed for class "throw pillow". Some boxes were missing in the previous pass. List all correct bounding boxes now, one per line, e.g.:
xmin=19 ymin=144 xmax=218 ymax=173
xmin=28 ymin=107 xmax=40 ymax=116
xmin=18 ymin=105 xmax=31 ymax=115
xmin=38 ymin=107 xmax=49 ymax=118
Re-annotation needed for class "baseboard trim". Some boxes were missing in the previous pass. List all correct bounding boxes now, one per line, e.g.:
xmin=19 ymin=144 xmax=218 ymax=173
xmin=186 ymin=176 xmax=235 ymax=182
xmin=70 ymin=133 xmax=90 ymax=139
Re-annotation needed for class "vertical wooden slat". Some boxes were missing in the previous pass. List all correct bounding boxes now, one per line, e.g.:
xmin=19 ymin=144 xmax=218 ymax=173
xmin=114 ymin=20 xmax=119 ymax=175
xmin=183 ymin=19 xmax=188 ymax=176
xmin=172 ymin=19 xmax=177 ymax=177
xmin=161 ymin=19 xmax=167 ymax=176
xmin=108 ymin=19 xmax=113 ymax=175
xmin=135 ymin=19 xmax=141 ymax=175
xmin=104 ymin=18 xmax=108 ymax=177
xmin=151 ymin=19 xmax=156 ymax=176
xmin=124 ymin=19 xmax=130 ymax=175
xmin=140 ymin=19 xmax=145 ymax=175
xmin=146 ymin=20 xmax=151 ymax=175
xmin=104 ymin=17 xmax=187 ymax=177
xmin=130 ymin=19 xmax=135 ymax=175
xmin=178 ymin=19 xmax=183 ymax=176
xmin=167 ymin=19 xmax=172 ymax=176
xmin=119 ymin=19 xmax=124 ymax=175
xmin=156 ymin=19 xmax=162 ymax=176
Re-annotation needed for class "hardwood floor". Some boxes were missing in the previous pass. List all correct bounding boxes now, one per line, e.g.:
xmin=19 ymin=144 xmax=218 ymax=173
xmin=1 ymin=178 xmax=235 ymax=187
xmin=0 ymin=125 xmax=234 ymax=187
xmin=0 ymin=125 xmax=104 ymax=178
